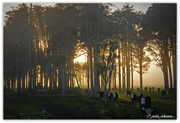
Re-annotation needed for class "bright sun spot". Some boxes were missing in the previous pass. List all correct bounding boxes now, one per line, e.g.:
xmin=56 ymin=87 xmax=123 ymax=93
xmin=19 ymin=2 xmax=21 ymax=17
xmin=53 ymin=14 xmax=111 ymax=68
xmin=74 ymin=54 xmax=86 ymax=63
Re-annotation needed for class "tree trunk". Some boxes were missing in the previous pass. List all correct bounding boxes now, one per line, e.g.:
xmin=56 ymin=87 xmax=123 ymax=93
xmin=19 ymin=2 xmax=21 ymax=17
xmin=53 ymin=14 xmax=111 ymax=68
xmin=103 ymin=81 xmax=108 ymax=100
xmin=73 ymin=69 xmax=80 ymax=88
xmin=163 ymin=39 xmax=169 ymax=90
xmin=103 ymin=80 xmax=107 ymax=100
xmin=33 ymin=58 xmax=37 ymax=93
xmin=89 ymin=47 xmax=94 ymax=97
xmin=101 ymin=75 xmax=104 ymax=90
xmin=11 ymin=77 xmax=14 ymax=92
xmin=126 ymin=42 xmax=130 ymax=91
xmin=122 ymin=45 xmax=126 ymax=92
xmin=172 ymin=36 xmax=177 ymax=90
xmin=70 ymin=73 xmax=73 ymax=88
xmin=21 ymin=53 xmax=25 ymax=95
xmin=7 ymin=78 xmax=10 ymax=90
xmin=139 ymin=47 xmax=143 ymax=91
xmin=131 ymin=42 xmax=133 ymax=90
xmin=168 ymin=55 xmax=173 ymax=88
xmin=58 ymin=67 xmax=61 ymax=92
xmin=40 ymin=65 xmax=43 ymax=88
xmin=45 ymin=63 xmax=50 ymax=93
xmin=61 ymin=61 xmax=66 ymax=97
xmin=118 ymin=42 xmax=121 ymax=92
xmin=54 ymin=69 xmax=57 ymax=91
xmin=52 ymin=65 xmax=55 ymax=90
xmin=16 ymin=24 xmax=21 ymax=95
xmin=108 ymin=71 xmax=113 ymax=92
xmin=21 ymin=70 xmax=25 ymax=94
xmin=87 ymin=53 xmax=90 ymax=90
xmin=28 ymin=69 xmax=32 ymax=94
xmin=114 ymin=62 xmax=117 ymax=90
xmin=16 ymin=70 xmax=21 ymax=95
xmin=28 ymin=4 xmax=32 ymax=95
xmin=33 ymin=37 xmax=38 ymax=93
xmin=69 ymin=60 xmax=72 ymax=88
xmin=94 ymin=44 xmax=100 ymax=98
xmin=49 ymin=68 xmax=52 ymax=90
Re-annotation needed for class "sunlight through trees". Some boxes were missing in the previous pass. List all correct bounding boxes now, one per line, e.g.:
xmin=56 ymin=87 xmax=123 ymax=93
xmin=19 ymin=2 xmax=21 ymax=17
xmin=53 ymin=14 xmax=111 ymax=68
xmin=3 ymin=3 xmax=176 ymax=98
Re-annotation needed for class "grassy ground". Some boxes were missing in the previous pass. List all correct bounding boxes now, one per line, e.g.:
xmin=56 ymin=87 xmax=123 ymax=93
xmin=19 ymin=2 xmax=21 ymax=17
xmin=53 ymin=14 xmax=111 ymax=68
xmin=3 ymin=90 xmax=176 ymax=119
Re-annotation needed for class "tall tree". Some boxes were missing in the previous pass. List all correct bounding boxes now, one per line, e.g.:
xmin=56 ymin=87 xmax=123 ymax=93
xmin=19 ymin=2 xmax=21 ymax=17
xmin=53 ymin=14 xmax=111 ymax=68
xmin=98 ymin=40 xmax=118 ymax=100
xmin=143 ymin=4 xmax=176 ymax=90
xmin=133 ymin=31 xmax=151 ymax=91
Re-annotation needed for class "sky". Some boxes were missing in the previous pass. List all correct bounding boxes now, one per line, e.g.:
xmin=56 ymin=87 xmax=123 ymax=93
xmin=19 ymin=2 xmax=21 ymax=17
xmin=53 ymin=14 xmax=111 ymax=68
xmin=3 ymin=3 xmax=152 ymax=18
xmin=2 ymin=2 xmax=166 ymax=88
xmin=111 ymin=3 xmax=152 ymax=13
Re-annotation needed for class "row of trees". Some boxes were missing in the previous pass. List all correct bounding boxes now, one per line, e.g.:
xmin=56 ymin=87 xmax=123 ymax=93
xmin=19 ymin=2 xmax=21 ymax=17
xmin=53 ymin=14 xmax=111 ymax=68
xmin=4 ymin=3 xmax=176 ymax=98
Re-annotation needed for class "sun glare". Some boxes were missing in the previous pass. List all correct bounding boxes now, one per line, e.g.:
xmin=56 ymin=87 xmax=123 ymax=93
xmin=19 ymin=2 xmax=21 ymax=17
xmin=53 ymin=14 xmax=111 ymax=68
xmin=74 ymin=54 xmax=86 ymax=63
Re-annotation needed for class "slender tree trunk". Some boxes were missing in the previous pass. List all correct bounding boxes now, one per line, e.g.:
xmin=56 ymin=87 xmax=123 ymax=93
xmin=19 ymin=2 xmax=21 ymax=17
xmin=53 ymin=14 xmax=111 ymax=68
xmin=118 ymin=42 xmax=121 ymax=92
xmin=71 ymin=64 xmax=74 ymax=87
xmin=139 ymin=47 xmax=143 ymax=91
xmin=89 ymin=47 xmax=94 ymax=97
xmin=33 ymin=52 xmax=37 ymax=93
xmin=49 ymin=68 xmax=52 ymax=90
xmin=108 ymin=70 xmax=113 ymax=92
xmin=94 ymin=44 xmax=100 ymax=98
xmin=22 ymin=70 xmax=25 ymax=94
xmin=16 ymin=23 xmax=21 ymax=95
xmin=40 ymin=64 xmax=43 ymax=87
xmin=28 ymin=4 xmax=32 ymax=95
xmin=11 ymin=77 xmax=14 ymax=92
xmin=58 ymin=67 xmax=61 ymax=92
xmin=168 ymin=55 xmax=173 ymax=88
xmin=108 ymin=79 xmax=111 ymax=92
xmin=7 ymin=78 xmax=10 ymax=90
xmin=122 ymin=45 xmax=126 ymax=92
xmin=61 ymin=60 xmax=66 ymax=97
xmin=28 ymin=69 xmax=32 ymax=94
xmin=126 ymin=42 xmax=130 ymax=91
xmin=16 ymin=67 xmax=21 ymax=95
xmin=163 ymin=39 xmax=169 ymax=90
xmin=33 ymin=67 xmax=36 ymax=91
xmin=172 ymin=36 xmax=177 ymax=90
xmin=87 ymin=53 xmax=90 ymax=90
xmin=54 ymin=69 xmax=57 ymax=91
xmin=69 ymin=60 xmax=72 ymax=88
xmin=73 ymin=69 xmax=80 ymax=88
xmin=101 ymin=75 xmax=104 ymax=90
xmin=45 ymin=63 xmax=50 ymax=93
xmin=131 ymin=42 xmax=133 ymax=90
xmin=107 ymin=70 xmax=113 ymax=92
xmin=51 ymin=65 xmax=54 ymax=90
xmin=103 ymin=80 xmax=108 ymax=100
xmin=66 ymin=58 xmax=70 ymax=88
xmin=162 ymin=65 xmax=169 ymax=90
xmin=33 ymin=37 xmax=38 ymax=93
xmin=21 ymin=52 xmax=25 ymax=95
xmin=114 ymin=62 xmax=117 ymax=90
xmin=11 ymin=78 xmax=13 ymax=92
xmin=52 ymin=65 xmax=55 ymax=90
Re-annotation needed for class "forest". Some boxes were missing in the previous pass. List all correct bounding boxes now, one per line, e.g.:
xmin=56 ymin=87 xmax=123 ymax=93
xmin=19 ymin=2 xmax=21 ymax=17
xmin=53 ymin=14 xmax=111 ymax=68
xmin=3 ymin=3 xmax=177 ymax=119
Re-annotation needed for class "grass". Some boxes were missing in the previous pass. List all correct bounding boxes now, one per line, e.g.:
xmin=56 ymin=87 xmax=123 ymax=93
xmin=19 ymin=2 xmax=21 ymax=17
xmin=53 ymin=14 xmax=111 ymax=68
xmin=3 ymin=90 xmax=176 ymax=119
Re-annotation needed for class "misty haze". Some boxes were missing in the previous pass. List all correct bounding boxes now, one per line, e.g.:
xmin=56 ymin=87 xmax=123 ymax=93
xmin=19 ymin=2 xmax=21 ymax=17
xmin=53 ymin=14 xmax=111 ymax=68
xmin=3 ymin=3 xmax=176 ymax=119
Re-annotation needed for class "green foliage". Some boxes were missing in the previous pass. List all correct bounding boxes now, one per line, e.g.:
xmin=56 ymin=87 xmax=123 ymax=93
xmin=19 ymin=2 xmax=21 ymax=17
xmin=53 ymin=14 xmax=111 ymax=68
xmin=98 ymin=40 xmax=118 ymax=83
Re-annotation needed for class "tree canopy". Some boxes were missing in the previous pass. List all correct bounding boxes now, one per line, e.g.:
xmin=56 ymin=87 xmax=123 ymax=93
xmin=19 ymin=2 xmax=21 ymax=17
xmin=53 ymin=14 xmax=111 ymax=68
xmin=4 ymin=3 xmax=177 ymax=97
